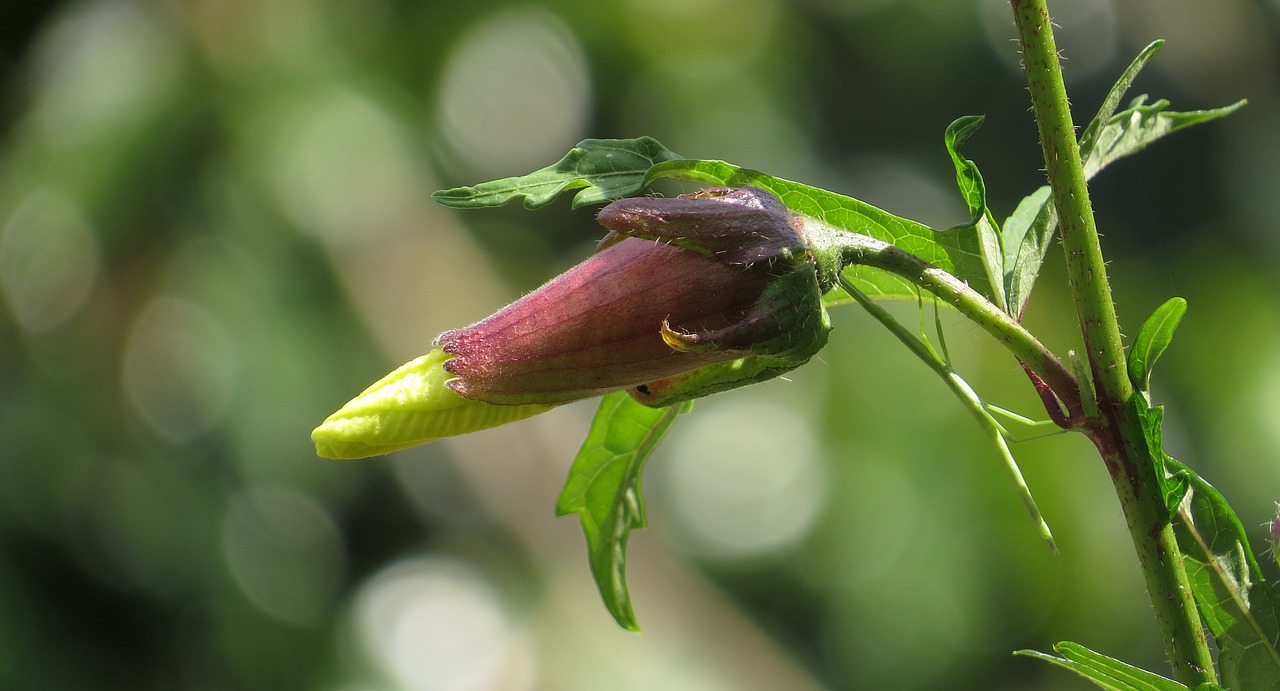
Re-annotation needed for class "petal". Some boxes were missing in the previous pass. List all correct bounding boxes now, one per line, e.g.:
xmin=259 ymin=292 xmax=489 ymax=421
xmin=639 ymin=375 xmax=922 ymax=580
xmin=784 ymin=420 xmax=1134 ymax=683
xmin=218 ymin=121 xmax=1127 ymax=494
xmin=438 ymin=237 xmax=770 ymax=405
xmin=311 ymin=348 xmax=552 ymax=459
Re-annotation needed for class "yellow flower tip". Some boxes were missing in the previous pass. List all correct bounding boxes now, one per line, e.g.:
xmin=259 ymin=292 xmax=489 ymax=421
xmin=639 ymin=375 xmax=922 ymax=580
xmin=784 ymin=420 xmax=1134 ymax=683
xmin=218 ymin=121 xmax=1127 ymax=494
xmin=311 ymin=416 xmax=410 ymax=460
xmin=312 ymin=347 xmax=553 ymax=460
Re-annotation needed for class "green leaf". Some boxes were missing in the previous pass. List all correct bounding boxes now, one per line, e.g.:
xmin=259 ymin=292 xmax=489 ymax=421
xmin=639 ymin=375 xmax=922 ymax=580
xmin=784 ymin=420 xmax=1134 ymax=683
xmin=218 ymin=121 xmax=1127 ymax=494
xmin=1001 ymin=185 xmax=1055 ymax=318
xmin=1078 ymin=40 xmax=1166 ymax=164
xmin=555 ymin=391 xmax=689 ymax=630
xmin=431 ymin=137 xmax=682 ymax=210
xmin=943 ymin=115 xmax=1006 ymax=310
xmin=1017 ymin=641 xmax=1189 ymax=691
xmin=1004 ymin=41 xmax=1165 ymax=317
xmin=1168 ymin=457 xmax=1280 ymax=690
xmin=1128 ymin=297 xmax=1188 ymax=393
xmin=1083 ymin=94 xmax=1247 ymax=181
xmin=1132 ymin=396 xmax=1190 ymax=520
xmin=646 ymin=159 xmax=1002 ymax=305
xmin=1003 ymin=40 xmax=1245 ymax=316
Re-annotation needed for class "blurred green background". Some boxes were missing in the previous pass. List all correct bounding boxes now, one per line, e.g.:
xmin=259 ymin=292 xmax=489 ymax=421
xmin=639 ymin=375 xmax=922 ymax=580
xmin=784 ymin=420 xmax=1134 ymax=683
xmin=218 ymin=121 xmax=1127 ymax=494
xmin=1 ymin=0 xmax=1277 ymax=689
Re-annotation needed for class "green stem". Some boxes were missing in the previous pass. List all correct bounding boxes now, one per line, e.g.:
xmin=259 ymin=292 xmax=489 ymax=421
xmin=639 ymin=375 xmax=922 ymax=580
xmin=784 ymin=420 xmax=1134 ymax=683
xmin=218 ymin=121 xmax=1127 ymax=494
xmin=1010 ymin=0 xmax=1216 ymax=685
xmin=830 ymin=232 xmax=1081 ymax=420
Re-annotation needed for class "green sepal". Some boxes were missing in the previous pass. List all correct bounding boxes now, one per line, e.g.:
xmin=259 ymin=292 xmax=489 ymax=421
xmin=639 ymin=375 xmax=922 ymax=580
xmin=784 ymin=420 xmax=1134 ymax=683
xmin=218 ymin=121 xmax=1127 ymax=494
xmin=646 ymin=159 xmax=1001 ymax=306
xmin=664 ymin=264 xmax=830 ymax=355
xmin=628 ymin=356 xmax=798 ymax=408
xmin=639 ymin=264 xmax=831 ymax=407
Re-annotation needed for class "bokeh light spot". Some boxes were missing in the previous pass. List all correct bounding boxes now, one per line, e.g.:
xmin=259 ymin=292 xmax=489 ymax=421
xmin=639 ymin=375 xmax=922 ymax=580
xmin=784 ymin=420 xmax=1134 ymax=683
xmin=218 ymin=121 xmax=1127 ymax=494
xmin=841 ymin=155 xmax=963 ymax=232
xmin=122 ymin=296 xmax=236 ymax=442
xmin=30 ymin=0 xmax=181 ymax=145
xmin=222 ymin=486 xmax=346 ymax=626
xmin=981 ymin=0 xmax=1118 ymax=82
xmin=270 ymin=87 xmax=424 ymax=245
xmin=0 ymin=189 xmax=99 ymax=333
xmin=658 ymin=398 xmax=826 ymax=562
xmin=353 ymin=556 xmax=534 ymax=691
xmin=436 ymin=8 xmax=590 ymax=178
xmin=621 ymin=0 xmax=779 ymax=75
xmin=622 ymin=70 xmax=812 ymax=181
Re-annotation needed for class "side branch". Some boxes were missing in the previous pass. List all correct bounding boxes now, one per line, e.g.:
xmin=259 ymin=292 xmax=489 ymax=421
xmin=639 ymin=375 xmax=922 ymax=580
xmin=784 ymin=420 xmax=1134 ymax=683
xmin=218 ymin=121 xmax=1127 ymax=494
xmin=833 ymin=233 xmax=1082 ymax=420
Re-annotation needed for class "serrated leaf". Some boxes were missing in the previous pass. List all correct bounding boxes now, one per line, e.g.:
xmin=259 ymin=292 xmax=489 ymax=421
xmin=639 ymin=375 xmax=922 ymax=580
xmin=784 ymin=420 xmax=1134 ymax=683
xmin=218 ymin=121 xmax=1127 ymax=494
xmin=1083 ymin=95 xmax=1247 ymax=180
xmin=1003 ymin=40 xmax=1244 ymax=316
xmin=1167 ymin=457 xmax=1280 ymax=690
xmin=555 ymin=391 xmax=689 ymax=630
xmin=1017 ymin=641 xmax=1189 ymax=691
xmin=645 ymin=159 xmax=1001 ymax=305
xmin=1128 ymin=297 xmax=1188 ymax=393
xmin=943 ymin=115 xmax=1006 ymax=310
xmin=431 ymin=137 xmax=682 ymax=210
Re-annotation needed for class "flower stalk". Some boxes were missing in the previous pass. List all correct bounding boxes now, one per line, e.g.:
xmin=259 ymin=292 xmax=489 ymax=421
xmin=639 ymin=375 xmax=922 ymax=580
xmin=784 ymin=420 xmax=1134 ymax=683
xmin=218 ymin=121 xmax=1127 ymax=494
xmin=807 ymin=226 xmax=1082 ymax=420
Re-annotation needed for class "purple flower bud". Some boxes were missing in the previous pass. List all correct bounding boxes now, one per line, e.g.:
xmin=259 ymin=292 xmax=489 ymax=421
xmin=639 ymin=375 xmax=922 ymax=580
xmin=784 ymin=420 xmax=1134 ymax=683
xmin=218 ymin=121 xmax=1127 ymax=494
xmin=438 ymin=187 xmax=831 ymax=406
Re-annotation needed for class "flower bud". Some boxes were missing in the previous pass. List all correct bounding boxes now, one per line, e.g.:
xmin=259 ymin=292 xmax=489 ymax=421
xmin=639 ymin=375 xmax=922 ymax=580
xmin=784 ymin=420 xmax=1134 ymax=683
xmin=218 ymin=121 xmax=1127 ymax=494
xmin=313 ymin=186 xmax=833 ymax=457
xmin=440 ymin=187 xmax=831 ymax=406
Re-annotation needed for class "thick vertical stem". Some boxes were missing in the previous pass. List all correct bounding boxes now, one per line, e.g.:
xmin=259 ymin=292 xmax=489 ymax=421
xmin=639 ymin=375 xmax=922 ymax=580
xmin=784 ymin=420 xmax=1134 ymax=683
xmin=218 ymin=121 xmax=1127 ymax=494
xmin=1011 ymin=0 xmax=1127 ymax=398
xmin=1009 ymin=0 xmax=1216 ymax=685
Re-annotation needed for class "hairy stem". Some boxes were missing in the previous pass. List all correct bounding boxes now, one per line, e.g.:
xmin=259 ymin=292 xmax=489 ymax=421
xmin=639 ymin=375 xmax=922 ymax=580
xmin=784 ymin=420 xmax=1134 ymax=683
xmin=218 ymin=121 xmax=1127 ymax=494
xmin=1010 ymin=0 xmax=1216 ymax=684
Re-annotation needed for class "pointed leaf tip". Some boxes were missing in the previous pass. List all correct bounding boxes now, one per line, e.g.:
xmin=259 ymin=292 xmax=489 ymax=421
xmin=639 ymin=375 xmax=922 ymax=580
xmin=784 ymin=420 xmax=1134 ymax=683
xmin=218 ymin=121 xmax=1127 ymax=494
xmin=1018 ymin=640 xmax=1190 ymax=690
xmin=557 ymin=392 xmax=687 ymax=630
xmin=1128 ymin=296 xmax=1187 ymax=393
xmin=942 ymin=114 xmax=1006 ymax=309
